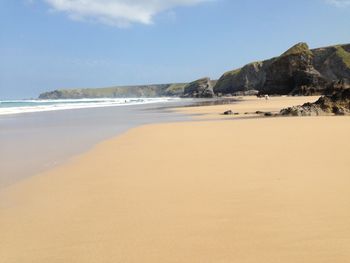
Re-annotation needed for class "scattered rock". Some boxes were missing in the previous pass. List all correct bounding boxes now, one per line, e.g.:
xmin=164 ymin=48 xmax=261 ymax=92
xmin=264 ymin=112 xmax=274 ymax=117
xmin=223 ymin=110 xmax=234 ymax=115
xmin=280 ymin=84 xmax=350 ymax=116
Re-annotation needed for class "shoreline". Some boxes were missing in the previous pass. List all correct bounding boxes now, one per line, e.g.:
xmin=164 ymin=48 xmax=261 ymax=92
xmin=0 ymin=97 xmax=188 ymax=116
xmin=0 ymin=100 xmax=198 ymax=188
xmin=1 ymin=96 xmax=350 ymax=262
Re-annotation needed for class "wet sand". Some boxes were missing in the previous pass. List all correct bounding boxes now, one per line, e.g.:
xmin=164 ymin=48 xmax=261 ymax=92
xmin=0 ymin=101 xmax=194 ymax=188
xmin=1 ymin=96 xmax=350 ymax=262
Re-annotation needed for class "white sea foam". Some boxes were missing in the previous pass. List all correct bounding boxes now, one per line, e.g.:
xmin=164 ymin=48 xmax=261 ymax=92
xmin=0 ymin=98 xmax=182 ymax=116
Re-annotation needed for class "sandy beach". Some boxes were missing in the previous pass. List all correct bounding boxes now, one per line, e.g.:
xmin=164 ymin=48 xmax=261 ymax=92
xmin=1 ymin=96 xmax=350 ymax=262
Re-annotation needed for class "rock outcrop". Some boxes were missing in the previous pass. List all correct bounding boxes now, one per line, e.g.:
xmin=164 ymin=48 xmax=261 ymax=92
xmin=182 ymin=78 xmax=215 ymax=98
xmin=280 ymin=80 xmax=350 ymax=116
xmin=261 ymin=43 xmax=328 ymax=95
xmin=214 ymin=42 xmax=350 ymax=96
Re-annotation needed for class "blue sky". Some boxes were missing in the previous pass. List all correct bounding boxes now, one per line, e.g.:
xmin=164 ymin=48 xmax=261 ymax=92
xmin=0 ymin=0 xmax=349 ymax=99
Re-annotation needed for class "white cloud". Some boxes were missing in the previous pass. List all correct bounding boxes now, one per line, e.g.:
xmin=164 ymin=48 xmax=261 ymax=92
xmin=327 ymin=0 xmax=350 ymax=7
xmin=43 ymin=0 xmax=209 ymax=27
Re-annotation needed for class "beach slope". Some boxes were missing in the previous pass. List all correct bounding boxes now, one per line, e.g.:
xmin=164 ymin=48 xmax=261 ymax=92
xmin=1 ymin=101 xmax=350 ymax=262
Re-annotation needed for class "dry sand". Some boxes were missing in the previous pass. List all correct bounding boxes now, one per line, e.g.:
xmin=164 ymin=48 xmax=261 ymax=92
xmin=1 ymin=96 xmax=350 ymax=262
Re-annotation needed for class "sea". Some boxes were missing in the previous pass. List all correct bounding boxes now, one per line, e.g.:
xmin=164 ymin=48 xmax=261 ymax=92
xmin=0 ymin=97 xmax=182 ymax=115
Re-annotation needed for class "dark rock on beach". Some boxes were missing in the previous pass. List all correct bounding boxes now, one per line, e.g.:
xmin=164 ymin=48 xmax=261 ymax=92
xmin=280 ymin=82 xmax=350 ymax=116
xmin=223 ymin=110 xmax=234 ymax=115
xmin=264 ymin=112 xmax=274 ymax=117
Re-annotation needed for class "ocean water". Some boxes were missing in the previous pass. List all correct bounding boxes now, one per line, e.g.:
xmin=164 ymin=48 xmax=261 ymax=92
xmin=0 ymin=98 xmax=181 ymax=115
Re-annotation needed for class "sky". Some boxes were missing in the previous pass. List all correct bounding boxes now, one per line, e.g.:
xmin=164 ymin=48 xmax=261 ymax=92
xmin=0 ymin=0 xmax=350 ymax=99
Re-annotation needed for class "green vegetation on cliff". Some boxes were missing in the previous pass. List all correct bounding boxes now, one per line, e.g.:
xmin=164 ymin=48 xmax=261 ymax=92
xmin=281 ymin=42 xmax=313 ymax=57
xmin=213 ymin=68 xmax=241 ymax=93
xmin=335 ymin=46 xmax=350 ymax=68
xmin=164 ymin=83 xmax=187 ymax=96
xmin=223 ymin=68 xmax=241 ymax=77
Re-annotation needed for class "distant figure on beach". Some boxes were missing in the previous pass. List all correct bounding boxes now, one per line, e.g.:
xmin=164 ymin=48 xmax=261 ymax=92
xmin=265 ymin=95 xmax=269 ymax=100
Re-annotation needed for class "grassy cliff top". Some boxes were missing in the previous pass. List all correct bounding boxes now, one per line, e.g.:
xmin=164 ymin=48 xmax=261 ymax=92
xmin=164 ymin=83 xmax=187 ymax=96
xmin=222 ymin=68 xmax=241 ymax=77
xmin=214 ymin=69 xmax=241 ymax=92
xmin=281 ymin=42 xmax=312 ymax=57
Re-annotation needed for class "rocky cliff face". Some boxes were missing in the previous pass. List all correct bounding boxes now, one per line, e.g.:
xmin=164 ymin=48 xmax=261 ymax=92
xmin=214 ymin=60 xmax=272 ymax=95
xmin=214 ymin=42 xmax=350 ymax=96
xmin=261 ymin=43 xmax=328 ymax=95
xmin=182 ymin=78 xmax=215 ymax=98
xmin=313 ymin=44 xmax=350 ymax=80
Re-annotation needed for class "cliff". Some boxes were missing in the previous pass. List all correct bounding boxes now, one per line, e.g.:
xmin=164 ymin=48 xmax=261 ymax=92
xmin=39 ymin=83 xmax=187 ymax=99
xmin=214 ymin=42 xmax=350 ymax=95
xmin=213 ymin=60 xmax=272 ymax=95
xmin=182 ymin=78 xmax=216 ymax=98
xmin=39 ymin=42 xmax=350 ymax=99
